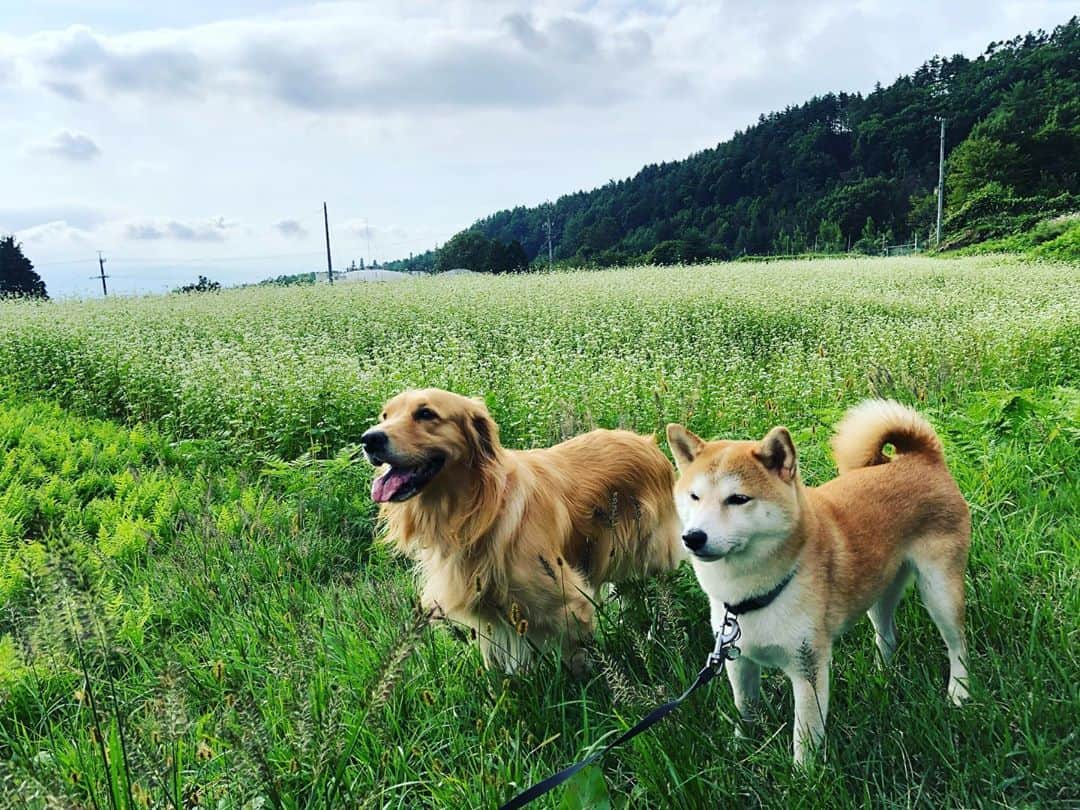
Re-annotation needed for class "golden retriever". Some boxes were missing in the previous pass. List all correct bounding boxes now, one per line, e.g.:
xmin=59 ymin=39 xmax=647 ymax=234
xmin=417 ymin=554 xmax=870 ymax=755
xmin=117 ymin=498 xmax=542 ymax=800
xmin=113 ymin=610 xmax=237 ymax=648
xmin=362 ymin=388 xmax=683 ymax=674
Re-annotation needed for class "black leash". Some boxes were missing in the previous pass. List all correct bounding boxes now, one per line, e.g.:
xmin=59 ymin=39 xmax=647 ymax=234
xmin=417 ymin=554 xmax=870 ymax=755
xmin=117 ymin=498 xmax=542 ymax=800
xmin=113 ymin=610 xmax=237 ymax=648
xmin=498 ymin=613 xmax=742 ymax=810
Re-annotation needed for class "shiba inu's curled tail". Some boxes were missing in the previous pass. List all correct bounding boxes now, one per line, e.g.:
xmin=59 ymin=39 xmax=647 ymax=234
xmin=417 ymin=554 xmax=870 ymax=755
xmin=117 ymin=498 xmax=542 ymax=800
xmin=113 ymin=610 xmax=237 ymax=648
xmin=831 ymin=399 xmax=945 ymax=474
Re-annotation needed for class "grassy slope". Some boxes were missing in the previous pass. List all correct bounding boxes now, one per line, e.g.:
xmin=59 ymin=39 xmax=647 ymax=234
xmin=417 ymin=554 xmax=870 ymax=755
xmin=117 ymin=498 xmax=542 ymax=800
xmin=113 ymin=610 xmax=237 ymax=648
xmin=951 ymin=214 xmax=1080 ymax=262
xmin=0 ymin=256 xmax=1078 ymax=808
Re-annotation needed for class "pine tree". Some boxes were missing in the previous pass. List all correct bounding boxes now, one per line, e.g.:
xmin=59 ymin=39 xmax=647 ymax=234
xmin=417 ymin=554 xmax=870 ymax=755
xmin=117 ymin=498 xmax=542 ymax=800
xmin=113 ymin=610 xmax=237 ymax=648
xmin=0 ymin=236 xmax=48 ymax=299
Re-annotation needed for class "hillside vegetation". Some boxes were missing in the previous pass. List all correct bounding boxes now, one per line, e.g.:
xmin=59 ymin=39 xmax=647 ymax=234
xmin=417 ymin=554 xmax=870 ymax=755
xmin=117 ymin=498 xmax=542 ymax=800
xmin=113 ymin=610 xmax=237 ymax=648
xmin=0 ymin=256 xmax=1078 ymax=807
xmin=391 ymin=18 xmax=1079 ymax=272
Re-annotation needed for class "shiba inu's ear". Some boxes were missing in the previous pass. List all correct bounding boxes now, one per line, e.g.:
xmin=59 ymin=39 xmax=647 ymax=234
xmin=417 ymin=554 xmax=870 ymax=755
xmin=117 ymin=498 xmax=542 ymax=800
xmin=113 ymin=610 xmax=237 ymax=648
xmin=755 ymin=426 xmax=797 ymax=482
xmin=667 ymin=424 xmax=704 ymax=471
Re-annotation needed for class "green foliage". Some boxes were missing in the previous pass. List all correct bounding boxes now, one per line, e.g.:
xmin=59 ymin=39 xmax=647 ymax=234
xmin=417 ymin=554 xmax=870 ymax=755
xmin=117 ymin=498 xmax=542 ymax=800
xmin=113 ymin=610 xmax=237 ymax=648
xmin=851 ymin=216 xmax=890 ymax=255
xmin=0 ymin=235 xmax=48 ymax=300
xmin=386 ymin=250 xmax=437 ymax=274
xmin=560 ymin=767 xmax=611 ymax=809
xmin=419 ymin=19 xmax=1080 ymax=264
xmin=907 ymin=190 xmax=937 ymax=237
xmin=256 ymin=272 xmax=317 ymax=287
xmin=946 ymin=135 xmax=1026 ymax=207
xmin=815 ymin=219 xmax=844 ymax=252
xmin=645 ymin=239 xmax=686 ymax=265
xmin=1033 ymin=216 xmax=1080 ymax=260
xmin=434 ymin=230 xmax=528 ymax=273
xmin=0 ymin=257 xmax=1077 ymax=806
xmin=953 ymin=212 xmax=1080 ymax=260
xmin=174 ymin=275 xmax=222 ymax=294
xmin=942 ymin=183 xmax=1079 ymax=249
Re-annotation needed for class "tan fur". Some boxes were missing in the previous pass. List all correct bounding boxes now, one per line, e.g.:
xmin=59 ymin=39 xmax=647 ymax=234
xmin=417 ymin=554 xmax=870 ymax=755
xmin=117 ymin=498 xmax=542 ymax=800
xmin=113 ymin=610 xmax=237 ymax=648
xmin=370 ymin=388 xmax=682 ymax=674
xmin=831 ymin=398 xmax=945 ymax=473
xmin=668 ymin=400 xmax=970 ymax=765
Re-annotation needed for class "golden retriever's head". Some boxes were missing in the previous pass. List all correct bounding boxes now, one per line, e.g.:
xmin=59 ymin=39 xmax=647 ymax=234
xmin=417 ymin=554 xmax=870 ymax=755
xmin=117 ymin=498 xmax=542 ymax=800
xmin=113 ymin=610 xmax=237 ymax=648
xmin=363 ymin=388 xmax=500 ymax=503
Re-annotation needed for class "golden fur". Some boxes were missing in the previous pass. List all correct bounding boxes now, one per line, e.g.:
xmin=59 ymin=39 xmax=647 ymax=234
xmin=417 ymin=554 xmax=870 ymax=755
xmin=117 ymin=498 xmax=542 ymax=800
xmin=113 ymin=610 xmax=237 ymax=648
xmin=668 ymin=399 xmax=970 ymax=764
xmin=365 ymin=388 xmax=683 ymax=673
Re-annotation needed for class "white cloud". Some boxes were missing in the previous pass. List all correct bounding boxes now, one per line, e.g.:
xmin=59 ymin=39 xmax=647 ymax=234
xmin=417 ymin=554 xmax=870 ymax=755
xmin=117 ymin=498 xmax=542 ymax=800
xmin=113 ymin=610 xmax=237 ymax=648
xmin=274 ymin=219 xmax=308 ymax=239
xmin=123 ymin=217 xmax=236 ymax=242
xmin=0 ymin=204 xmax=105 ymax=231
xmin=3 ymin=9 xmax=676 ymax=114
xmin=16 ymin=219 xmax=95 ymax=245
xmin=33 ymin=129 xmax=101 ymax=161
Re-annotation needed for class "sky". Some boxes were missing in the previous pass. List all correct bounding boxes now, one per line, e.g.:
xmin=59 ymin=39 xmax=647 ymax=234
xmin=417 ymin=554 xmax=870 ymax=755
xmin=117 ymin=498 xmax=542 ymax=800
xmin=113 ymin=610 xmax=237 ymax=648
xmin=1 ymin=1 xmax=1075 ymax=297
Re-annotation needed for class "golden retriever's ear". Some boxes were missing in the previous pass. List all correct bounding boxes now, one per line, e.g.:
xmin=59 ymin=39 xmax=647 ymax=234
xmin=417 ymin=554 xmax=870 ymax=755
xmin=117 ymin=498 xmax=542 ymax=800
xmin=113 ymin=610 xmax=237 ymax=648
xmin=464 ymin=409 xmax=499 ymax=466
xmin=666 ymin=423 xmax=704 ymax=471
xmin=755 ymin=426 xmax=798 ymax=482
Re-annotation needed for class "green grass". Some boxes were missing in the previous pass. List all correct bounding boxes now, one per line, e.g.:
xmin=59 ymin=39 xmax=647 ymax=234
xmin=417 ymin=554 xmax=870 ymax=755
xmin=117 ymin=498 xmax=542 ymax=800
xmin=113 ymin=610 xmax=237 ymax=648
xmin=951 ymin=213 xmax=1080 ymax=262
xmin=0 ymin=256 xmax=1078 ymax=808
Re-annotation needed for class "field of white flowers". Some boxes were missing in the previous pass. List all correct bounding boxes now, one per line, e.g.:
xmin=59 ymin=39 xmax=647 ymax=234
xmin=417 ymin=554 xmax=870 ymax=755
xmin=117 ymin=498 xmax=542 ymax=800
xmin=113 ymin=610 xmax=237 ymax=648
xmin=0 ymin=256 xmax=1077 ymax=808
xmin=0 ymin=256 xmax=1075 ymax=458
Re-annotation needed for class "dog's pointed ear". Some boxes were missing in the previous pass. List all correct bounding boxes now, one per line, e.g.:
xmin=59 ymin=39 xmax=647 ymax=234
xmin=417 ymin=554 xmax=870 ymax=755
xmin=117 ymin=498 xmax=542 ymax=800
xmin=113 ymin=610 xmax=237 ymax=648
xmin=755 ymin=426 xmax=797 ymax=482
xmin=667 ymin=424 xmax=704 ymax=471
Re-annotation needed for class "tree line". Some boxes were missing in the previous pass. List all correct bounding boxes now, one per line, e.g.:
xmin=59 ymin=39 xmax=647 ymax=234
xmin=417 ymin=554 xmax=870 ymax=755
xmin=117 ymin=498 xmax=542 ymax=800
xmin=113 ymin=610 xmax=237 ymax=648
xmin=390 ymin=17 xmax=1078 ymax=271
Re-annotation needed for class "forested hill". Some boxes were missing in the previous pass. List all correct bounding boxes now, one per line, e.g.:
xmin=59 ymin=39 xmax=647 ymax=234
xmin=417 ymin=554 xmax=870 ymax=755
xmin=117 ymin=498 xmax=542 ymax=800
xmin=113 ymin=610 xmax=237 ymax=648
xmin=391 ymin=18 xmax=1078 ymax=271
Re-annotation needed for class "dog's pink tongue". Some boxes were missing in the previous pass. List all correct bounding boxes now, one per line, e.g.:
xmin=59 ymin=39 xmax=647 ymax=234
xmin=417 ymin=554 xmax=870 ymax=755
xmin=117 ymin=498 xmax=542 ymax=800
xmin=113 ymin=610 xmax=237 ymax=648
xmin=371 ymin=468 xmax=412 ymax=502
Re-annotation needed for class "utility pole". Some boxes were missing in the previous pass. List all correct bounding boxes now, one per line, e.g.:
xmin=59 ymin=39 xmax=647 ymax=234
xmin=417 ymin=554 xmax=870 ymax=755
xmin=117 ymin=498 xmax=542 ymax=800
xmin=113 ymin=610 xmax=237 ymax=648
xmin=323 ymin=202 xmax=333 ymax=284
xmin=935 ymin=117 xmax=946 ymax=247
xmin=92 ymin=251 xmax=109 ymax=296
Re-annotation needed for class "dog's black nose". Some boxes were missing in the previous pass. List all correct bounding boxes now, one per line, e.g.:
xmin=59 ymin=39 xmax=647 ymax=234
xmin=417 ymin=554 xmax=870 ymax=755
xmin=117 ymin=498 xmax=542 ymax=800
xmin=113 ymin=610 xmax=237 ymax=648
xmin=682 ymin=530 xmax=708 ymax=551
xmin=361 ymin=430 xmax=387 ymax=453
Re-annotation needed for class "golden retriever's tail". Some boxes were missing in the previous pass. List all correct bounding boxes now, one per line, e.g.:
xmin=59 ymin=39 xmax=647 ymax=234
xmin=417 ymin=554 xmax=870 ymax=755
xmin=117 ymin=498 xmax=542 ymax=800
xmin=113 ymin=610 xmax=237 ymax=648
xmin=831 ymin=399 xmax=945 ymax=474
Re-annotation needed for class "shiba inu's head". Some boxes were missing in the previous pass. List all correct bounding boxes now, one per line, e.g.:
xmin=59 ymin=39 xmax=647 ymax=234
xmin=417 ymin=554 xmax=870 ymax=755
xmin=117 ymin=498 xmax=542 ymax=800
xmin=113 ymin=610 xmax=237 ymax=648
xmin=666 ymin=423 xmax=801 ymax=563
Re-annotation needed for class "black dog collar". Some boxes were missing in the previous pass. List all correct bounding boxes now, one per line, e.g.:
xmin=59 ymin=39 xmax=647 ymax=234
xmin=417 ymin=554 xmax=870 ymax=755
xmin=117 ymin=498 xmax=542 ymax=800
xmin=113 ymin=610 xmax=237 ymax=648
xmin=724 ymin=568 xmax=797 ymax=615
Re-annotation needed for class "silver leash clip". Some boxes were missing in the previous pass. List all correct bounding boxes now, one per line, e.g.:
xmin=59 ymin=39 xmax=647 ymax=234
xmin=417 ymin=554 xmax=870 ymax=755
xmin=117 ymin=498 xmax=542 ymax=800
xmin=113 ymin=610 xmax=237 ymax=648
xmin=707 ymin=612 xmax=741 ymax=670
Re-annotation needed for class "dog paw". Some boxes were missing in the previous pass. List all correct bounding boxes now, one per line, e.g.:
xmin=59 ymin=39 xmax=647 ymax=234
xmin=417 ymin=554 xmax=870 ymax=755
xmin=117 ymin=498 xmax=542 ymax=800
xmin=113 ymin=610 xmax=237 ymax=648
xmin=948 ymin=678 xmax=970 ymax=705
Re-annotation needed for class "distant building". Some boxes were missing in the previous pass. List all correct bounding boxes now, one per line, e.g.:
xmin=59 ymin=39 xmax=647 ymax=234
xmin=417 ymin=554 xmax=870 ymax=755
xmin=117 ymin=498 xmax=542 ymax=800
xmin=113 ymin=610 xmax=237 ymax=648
xmin=315 ymin=269 xmax=410 ymax=284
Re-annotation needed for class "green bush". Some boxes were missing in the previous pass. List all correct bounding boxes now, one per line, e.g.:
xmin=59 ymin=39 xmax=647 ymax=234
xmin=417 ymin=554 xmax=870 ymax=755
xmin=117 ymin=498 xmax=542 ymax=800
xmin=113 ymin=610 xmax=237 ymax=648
xmin=1031 ymin=216 xmax=1080 ymax=261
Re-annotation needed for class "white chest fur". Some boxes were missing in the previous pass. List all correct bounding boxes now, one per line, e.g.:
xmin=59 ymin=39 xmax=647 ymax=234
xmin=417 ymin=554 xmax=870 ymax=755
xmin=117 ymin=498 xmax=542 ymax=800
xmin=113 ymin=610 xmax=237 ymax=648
xmin=695 ymin=558 xmax=817 ymax=677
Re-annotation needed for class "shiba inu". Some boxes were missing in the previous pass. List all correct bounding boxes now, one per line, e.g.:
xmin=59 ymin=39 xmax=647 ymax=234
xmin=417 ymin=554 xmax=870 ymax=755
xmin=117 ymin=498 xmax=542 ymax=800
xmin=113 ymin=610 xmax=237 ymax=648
xmin=667 ymin=400 xmax=970 ymax=764
xmin=362 ymin=388 xmax=683 ymax=675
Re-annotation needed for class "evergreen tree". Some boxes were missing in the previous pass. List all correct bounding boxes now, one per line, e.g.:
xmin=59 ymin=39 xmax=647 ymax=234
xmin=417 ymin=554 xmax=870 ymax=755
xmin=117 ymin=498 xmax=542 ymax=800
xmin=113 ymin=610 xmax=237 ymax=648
xmin=0 ymin=236 xmax=48 ymax=299
xmin=853 ymin=217 xmax=881 ymax=254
